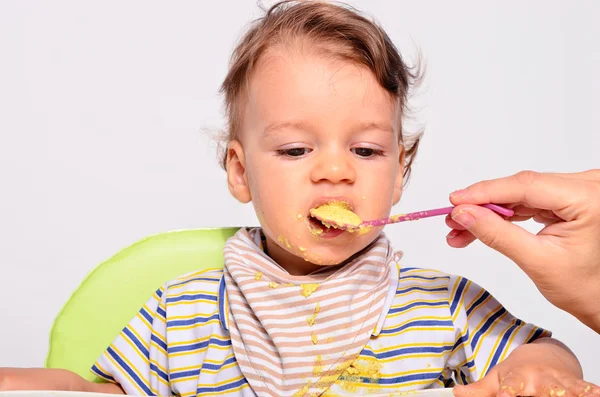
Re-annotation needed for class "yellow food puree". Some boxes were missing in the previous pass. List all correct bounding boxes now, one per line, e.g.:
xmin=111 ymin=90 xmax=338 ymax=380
xmin=309 ymin=202 xmax=362 ymax=229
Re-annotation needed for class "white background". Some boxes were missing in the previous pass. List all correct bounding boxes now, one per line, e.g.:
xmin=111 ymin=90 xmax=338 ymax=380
xmin=1 ymin=0 xmax=598 ymax=384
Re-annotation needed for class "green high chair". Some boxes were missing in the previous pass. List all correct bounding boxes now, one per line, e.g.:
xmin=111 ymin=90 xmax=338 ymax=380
xmin=45 ymin=228 xmax=240 ymax=381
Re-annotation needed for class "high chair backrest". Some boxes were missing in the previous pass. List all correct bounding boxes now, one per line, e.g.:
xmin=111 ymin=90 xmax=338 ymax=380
xmin=45 ymin=227 xmax=240 ymax=381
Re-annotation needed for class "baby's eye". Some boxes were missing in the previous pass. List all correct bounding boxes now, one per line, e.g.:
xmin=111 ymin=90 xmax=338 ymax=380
xmin=277 ymin=148 xmax=312 ymax=157
xmin=352 ymin=147 xmax=383 ymax=157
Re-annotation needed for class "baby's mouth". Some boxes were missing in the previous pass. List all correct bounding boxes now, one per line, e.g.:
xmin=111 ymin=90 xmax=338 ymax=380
xmin=307 ymin=201 xmax=362 ymax=234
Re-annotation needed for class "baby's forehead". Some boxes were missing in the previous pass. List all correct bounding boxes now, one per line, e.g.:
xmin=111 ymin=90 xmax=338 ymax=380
xmin=243 ymin=50 xmax=400 ymax=133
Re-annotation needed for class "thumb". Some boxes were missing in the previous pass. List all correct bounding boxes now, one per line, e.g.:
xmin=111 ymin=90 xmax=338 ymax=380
xmin=453 ymin=373 xmax=498 ymax=397
xmin=451 ymin=204 xmax=543 ymax=267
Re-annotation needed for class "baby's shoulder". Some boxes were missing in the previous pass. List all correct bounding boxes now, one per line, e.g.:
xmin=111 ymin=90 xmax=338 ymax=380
xmin=398 ymin=266 xmax=452 ymax=284
xmin=160 ymin=268 xmax=224 ymax=313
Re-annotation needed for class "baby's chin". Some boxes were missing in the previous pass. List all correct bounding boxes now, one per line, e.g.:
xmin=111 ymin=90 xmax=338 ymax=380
xmin=299 ymin=238 xmax=377 ymax=266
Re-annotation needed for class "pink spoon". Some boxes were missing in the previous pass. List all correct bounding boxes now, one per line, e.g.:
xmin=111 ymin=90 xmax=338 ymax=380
xmin=312 ymin=204 xmax=514 ymax=231
xmin=360 ymin=204 xmax=514 ymax=229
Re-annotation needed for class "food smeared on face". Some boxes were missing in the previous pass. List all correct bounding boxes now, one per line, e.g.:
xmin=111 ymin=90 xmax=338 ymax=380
xmin=309 ymin=202 xmax=362 ymax=230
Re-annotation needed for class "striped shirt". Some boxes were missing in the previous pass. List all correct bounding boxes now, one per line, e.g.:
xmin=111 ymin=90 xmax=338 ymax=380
xmin=92 ymin=267 xmax=548 ymax=396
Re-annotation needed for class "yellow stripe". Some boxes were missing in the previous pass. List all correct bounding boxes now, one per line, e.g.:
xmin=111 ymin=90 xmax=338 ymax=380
xmin=466 ymin=294 xmax=493 ymax=320
xmin=167 ymin=318 xmax=221 ymax=331
xmin=92 ymin=361 xmax=115 ymax=382
xmin=148 ymin=358 xmax=170 ymax=388
xmin=167 ymin=299 xmax=219 ymax=307
xmin=169 ymin=343 xmax=232 ymax=357
xmin=375 ymin=351 xmax=449 ymax=363
xmin=366 ymin=341 xmax=450 ymax=354
xmin=166 ymin=289 xmax=219 ymax=299
xmin=386 ymin=299 xmax=449 ymax=319
xmin=180 ymin=382 xmax=250 ymax=397
xmin=451 ymin=280 xmax=472 ymax=323
xmin=464 ymin=287 xmax=486 ymax=315
xmin=399 ymin=277 xmax=449 ymax=284
xmin=382 ymin=315 xmax=452 ymax=331
xmin=395 ymin=287 xmax=448 ymax=298
xmin=382 ymin=326 xmax=455 ymax=338
xmin=103 ymin=350 xmax=146 ymax=395
xmin=498 ymin=321 xmax=527 ymax=362
xmin=129 ymin=326 xmax=150 ymax=350
xmin=120 ymin=330 xmax=149 ymax=366
xmin=480 ymin=317 xmax=515 ymax=374
xmin=170 ymin=354 xmax=235 ymax=372
xmin=166 ymin=334 xmax=230 ymax=347
xmin=168 ymin=311 xmax=219 ymax=321
xmin=339 ymin=377 xmax=444 ymax=390
xmin=196 ymin=374 xmax=247 ymax=388
xmin=111 ymin=345 xmax=157 ymax=394
xmin=472 ymin=311 xmax=508 ymax=362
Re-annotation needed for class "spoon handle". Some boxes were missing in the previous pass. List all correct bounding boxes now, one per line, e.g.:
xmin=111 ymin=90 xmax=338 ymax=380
xmin=361 ymin=204 xmax=514 ymax=228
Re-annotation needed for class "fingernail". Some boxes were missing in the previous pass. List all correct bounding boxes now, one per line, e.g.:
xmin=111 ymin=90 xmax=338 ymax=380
xmin=446 ymin=229 xmax=460 ymax=239
xmin=452 ymin=209 xmax=475 ymax=228
xmin=450 ymin=189 xmax=466 ymax=198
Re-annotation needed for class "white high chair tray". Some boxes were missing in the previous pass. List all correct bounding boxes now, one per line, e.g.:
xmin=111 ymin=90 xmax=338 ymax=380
xmin=0 ymin=389 xmax=455 ymax=397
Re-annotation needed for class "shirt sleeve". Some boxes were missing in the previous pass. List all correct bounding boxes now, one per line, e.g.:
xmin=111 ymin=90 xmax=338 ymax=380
xmin=445 ymin=275 xmax=551 ymax=385
xmin=91 ymin=285 xmax=171 ymax=395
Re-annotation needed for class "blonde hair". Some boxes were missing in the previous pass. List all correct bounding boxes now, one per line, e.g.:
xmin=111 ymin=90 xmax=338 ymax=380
xmin=219 ymin=0 xmax=423 ymax=183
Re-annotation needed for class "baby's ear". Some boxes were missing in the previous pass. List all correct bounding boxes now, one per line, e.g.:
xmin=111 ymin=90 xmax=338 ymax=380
xmin=226 ymin=140 xmax=252 ymax=203
xmin=392 ymin=146 xmax=405 ymax=205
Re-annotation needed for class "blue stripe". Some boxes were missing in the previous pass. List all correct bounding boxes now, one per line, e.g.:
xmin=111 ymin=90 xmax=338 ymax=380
xmin=470 ymin=307 xmax=507 ymax=350
xmin=170 ymin=357 xmax=237 ymax=380
xmin=91 ymin=364 xmax=115 ymax=382
xmin=196 ymin=376 xmax=248 ymax=394
xmin=170 ymin=276 xmax=222 ymax=289
xmin=150 ymin=362 xmax=169 ymax=383
xmin=487 ymin=319 xmax=522 ymax=370
xmin=380 ymin=319 xmax=453 ymax=335
xmin=122 ymin=327 xmax=149 ymax=358
xmin=451 ymin=333 xmax=475 ymax=369
xmin=139 ymin=307 xmax=153 ymax=324
xmin=107 ymin=347 xmax=152 ymax=394
xmin=360 ymin=345 xmax=453 ymax=360
xmin=166 ymin=293 xmax=218 ymax=304
xmin=401 ymin=275 xmax=450 ymax=281
xmin=341 ymin=371 xmax=441 ymax=384
xmin=388 ymin=300 xmax=448 ymax=314
xmin=450 ymin=277 xmax=468 ymax=315
xmin=167 ymin=337 xmax=232 ymax=354
xmin=156 ymin=288 xmax=163 ymax=298
xmin=219 ymin=276 xmax=228 ymax=330
xmin=151 ymin=333 xmax=168 ymax=352
xmin=396 ymin=286 xmax=447 ymax=295
xmin=399 ymin=267 xmax=421 ymax=272
xmin=527 ymin=327 xmax=546 ymax=342
xmin=156 ymin=306 xmax=166 ymax=319
xmin=459 ymin=369 xmax=469 ymax=384
xmin=167 ymin=313 xmax=220 ymax=327
xmin=466 ymin=290 xmax=490 ymax=317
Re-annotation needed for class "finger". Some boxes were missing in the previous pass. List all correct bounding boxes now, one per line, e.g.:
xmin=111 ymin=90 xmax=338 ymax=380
xmin=497 ymin=371 xmax=527 ymax=397
xmin=449 ymin=171 xmax=590 ymax=218
xmin=511 ymin=204 xmax=542 ymax=217
xmin=450 ymin=204 xmax=546 ymax=267
xmin=545 ymin=169 xmax=600 ymax=183
xmin=453 ymin=371 xmax=498 ymax=397
xmin=446 ymin=214 xmax=468 ymax=231
xmin=446 ymin=229 xmax=477 ymax=248
xmin=532 ymin=214 xmax=560 ymax=227
xmin=571 ymin=380 xmax=600 ymax=397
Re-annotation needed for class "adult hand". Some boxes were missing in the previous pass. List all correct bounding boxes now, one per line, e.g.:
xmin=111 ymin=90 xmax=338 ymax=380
xmin=445 ymin=170 xmax=600 ymax=333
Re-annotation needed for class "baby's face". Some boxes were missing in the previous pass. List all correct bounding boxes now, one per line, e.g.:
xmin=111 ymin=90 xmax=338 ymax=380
xmin=227 ymin=49 xmax=403 ymax=274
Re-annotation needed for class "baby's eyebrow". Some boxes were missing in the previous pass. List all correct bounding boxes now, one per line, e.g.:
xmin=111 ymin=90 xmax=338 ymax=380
xmin=262 ymin=120 xmax=395 ymax=137
xmin=262 ymin=120 xmax=312 ymax=138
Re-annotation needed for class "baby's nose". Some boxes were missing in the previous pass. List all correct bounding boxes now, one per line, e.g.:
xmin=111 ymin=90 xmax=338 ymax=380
xmin=310 ymin=149 xmax=356 ymax=184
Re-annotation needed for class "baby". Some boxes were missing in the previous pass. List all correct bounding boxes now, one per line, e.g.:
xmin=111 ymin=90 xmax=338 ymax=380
xmin=0 ymin=1 xmax=591 ymax=397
